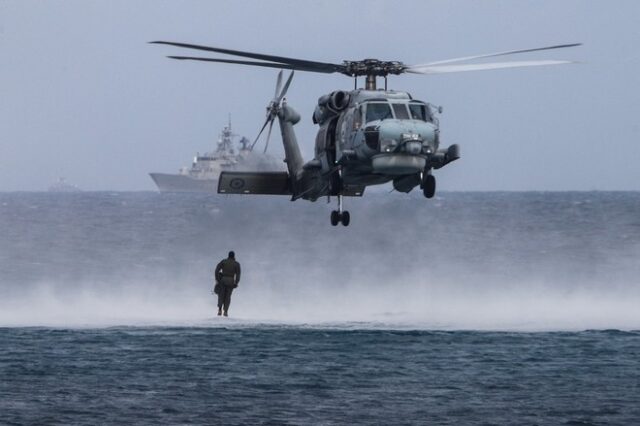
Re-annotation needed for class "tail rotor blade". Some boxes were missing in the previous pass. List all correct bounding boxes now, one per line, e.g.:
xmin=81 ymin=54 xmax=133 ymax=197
xmin=263 ymin=118 xmax=275 ymax=154
xmin=277 ymin=71 xmax=295 ymax=102
xmin=274 ymin=70 xmax=283 ymax=101
xmin=251 ymin=116 xmax=272 ymax=151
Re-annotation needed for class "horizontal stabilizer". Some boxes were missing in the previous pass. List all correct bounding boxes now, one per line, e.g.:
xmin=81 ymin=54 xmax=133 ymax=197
xmin=218 ymin=171 xmax=292 ymax=195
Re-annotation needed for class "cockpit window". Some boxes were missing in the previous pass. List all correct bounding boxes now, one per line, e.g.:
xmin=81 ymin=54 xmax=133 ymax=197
xmin=408 ymin=103 xmax=430 ymax=121
xmin=365 ymin=102 xmax=393 ymax=122
xmin=391 ymin=103 xmax=410 ymax=120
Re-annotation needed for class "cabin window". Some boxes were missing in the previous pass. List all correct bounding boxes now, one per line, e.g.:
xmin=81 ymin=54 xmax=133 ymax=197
xmin=392 ymin=103 xmax=410 ymax=120
xmin=408 ymin=103 xmax=430 ymax=121
xmin=365 ymin=102 xmax=393 ymax=122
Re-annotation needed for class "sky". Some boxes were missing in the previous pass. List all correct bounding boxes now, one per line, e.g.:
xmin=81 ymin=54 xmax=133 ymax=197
xmin=1 ymin=0 xmax=639 ymax=191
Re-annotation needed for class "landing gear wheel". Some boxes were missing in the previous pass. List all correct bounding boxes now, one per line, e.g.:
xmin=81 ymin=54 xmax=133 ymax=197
xmin=330 ymin=210 xmax=340 ymax=226
xmin=341 ymin=211 xmax=350 ymax=226
xmin=330 ymin=210 xmax=350 ymax=226
xmin=330 ymin=193 xmax=351 ymax=226
xmin=423 ymin=174 xmax=436 ymax=199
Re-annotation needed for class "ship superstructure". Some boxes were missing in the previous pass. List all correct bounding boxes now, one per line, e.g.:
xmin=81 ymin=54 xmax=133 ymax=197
xmin=150 ymin=119 xmax=283 ymax=193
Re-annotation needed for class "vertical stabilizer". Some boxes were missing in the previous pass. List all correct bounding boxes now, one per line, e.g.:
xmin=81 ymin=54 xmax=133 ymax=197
xmin=278 ymin=103 xmax=304 ymax=179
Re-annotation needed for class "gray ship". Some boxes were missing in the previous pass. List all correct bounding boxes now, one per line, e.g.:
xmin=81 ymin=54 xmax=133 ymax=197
xmin=150 ymin=120 xmax=283 ymax=193
xmin=48 ymin=177 xmax=81 ymax=192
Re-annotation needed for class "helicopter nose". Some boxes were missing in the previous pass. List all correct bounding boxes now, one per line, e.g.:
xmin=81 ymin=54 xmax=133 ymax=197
xmin=371 ymin=152 xmax=427 ymax=174
xmin=399 ymin=132 xmax=424 ymax=154
xmin=405 ymin=140 xmax=423 ymax=155
xmin=377 ymin=131 xmax=429 ymax=154
xmin=370 ymin=122 xmax=434 ymax=174
xmin=376 ymin=121 xmax=435 ymax=147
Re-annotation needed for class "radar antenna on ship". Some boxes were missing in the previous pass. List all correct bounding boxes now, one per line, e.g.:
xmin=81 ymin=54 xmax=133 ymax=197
xmin=217 ymin=114 xmax=239 ymax=154
xmin=238 ymin=137 xmax=251 ymax=151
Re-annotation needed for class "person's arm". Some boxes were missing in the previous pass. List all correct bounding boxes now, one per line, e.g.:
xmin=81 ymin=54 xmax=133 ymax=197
xmin=215 ymin=261 xmax=223 ymax=281
xmin=235 ymin=263 xmax=241 ymax=285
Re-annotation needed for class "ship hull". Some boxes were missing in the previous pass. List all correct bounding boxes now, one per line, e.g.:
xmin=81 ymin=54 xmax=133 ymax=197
xmin=149 ymin=173 xmax=218 ymax=193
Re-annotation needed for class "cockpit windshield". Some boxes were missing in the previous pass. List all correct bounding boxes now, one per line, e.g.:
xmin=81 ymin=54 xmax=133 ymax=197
xmin=391 ymin=103 xmax=410 ymax=120
xmin=365 ymin=102 xmax=393 ymax=122
xmin=364 ymin=101 xmax=432 ymax=122
xmin=408 ymin=103 xmax=431 ymax=122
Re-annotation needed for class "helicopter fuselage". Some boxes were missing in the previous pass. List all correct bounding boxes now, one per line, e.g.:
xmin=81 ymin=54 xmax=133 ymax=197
xmin=288 ymin=88 xmax=457 ymax=201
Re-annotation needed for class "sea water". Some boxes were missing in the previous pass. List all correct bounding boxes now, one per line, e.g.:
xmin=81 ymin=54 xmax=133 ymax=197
xmin=1 ymin=192 xmax=639 ymax=424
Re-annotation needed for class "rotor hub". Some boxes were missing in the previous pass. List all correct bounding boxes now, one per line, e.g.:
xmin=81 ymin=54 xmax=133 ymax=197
xmin=341 ymin=59 xmax=407 ymax=77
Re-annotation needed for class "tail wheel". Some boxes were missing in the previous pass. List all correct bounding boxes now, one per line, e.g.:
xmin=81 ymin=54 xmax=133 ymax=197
xmin=423 ymin=174 xmax=436 ymax=199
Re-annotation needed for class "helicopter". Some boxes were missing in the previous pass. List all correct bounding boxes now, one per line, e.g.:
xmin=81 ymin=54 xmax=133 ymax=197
xmin=151 ymin=41 xmax=581 ymax=226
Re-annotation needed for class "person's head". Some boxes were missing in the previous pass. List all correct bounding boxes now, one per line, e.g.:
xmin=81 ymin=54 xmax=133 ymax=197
xmin=228 ymin=251 xmax=235 ymax=259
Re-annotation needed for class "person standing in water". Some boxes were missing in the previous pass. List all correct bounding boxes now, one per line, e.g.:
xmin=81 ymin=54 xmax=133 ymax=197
xmin=215 ymin=251 xmax=241 ymax=317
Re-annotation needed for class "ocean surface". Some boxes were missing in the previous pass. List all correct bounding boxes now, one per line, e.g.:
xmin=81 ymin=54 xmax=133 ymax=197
xmin=1 ymin=191 xmax=639 ymax=424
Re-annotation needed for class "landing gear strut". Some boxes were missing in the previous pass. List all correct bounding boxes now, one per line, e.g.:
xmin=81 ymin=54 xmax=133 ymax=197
xmin=422 ymin=173 xmax=436 ymax=199
xmin=330 ymin=195 xmax=350 ymax=226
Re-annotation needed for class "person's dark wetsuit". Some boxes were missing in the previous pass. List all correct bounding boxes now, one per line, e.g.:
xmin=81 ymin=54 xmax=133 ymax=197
xmin=215 ymin=251 xmax=241 ymax=316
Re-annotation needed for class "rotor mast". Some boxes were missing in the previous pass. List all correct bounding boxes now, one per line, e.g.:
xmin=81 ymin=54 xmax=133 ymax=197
xmin=365 ymin=75 xmax=376 ymax=90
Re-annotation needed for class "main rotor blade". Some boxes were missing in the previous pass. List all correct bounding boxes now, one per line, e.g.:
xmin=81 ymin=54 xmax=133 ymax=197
xmin=277 ymin=71 xmax=295 ymax=102
xmin=407 ymin=60 xmax=577 ymax=75
xmin=414 ymin=43 xmax=582 ymax=67
xmin=165 ymin=56 xmax=333 ymax=73
xmin=263 ymin=119 xmax=275 ymax=154
xmin=152 ymin=41 xmax=345 ymax=73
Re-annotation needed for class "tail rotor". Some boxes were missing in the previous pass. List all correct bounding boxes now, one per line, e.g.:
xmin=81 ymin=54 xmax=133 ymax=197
xmin=250 ymin=70 xmax=295 ymax=153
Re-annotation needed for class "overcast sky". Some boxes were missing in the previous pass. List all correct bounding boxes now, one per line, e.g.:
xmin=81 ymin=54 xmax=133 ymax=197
xmin=1 ymin=0 xmax=638 ymax=191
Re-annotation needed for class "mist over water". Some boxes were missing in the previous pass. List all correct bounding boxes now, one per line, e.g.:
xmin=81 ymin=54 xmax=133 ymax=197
xmin=1 ymin=191 xmax=639 ymax=330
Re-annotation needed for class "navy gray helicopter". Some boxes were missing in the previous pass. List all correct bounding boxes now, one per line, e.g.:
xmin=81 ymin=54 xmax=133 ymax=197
xmin=151 ymin=41 xmax=580 ymax=226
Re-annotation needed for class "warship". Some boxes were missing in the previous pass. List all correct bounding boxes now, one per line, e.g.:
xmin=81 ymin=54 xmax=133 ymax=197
xmin=150 ymin=120 xmax=283 ymax=193
xmin=48 ymin=177 xmax=81 ymax=192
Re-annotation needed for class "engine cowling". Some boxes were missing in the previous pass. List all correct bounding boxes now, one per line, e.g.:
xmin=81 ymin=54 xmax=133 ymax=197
xmin=328 ymin=90 xmax=350 ymax=111
xmin=313 ymin=91 xmax=351 ymax=124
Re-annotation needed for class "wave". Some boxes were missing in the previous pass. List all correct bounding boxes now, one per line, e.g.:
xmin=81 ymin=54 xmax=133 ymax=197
xmin=2 ymin=274 xmax=639 ymax=331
